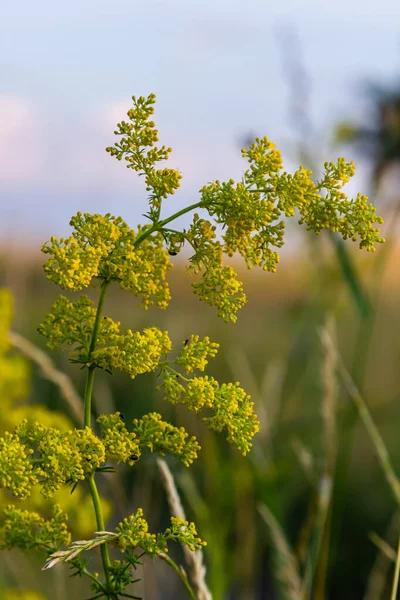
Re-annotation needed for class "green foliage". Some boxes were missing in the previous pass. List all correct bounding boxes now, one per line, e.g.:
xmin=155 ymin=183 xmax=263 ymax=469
xmin=0 ymin=93 xmax=385 ymax=599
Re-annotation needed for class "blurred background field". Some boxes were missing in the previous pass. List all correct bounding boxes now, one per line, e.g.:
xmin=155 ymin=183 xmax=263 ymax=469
xmin=3 ymin=1 xmax=400 ymax=598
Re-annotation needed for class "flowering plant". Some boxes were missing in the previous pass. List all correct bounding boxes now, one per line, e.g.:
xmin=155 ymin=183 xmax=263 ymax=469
xmin=0 ymin=94 xmax=384 ymax=599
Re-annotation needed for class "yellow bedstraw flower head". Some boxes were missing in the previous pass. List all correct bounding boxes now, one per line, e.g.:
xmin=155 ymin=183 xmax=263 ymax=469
xmin=42 ymin=215 xmax=173 ymax=309
xmin=0 ymin=503 xmax=70 ymax=550
xmin=132 ymin=412 xmax=200 ymax=467
xmin=13 ymin=421 xmax=106 ymax=497
xmin=106 ymin=94 xmax=182 ymax=210
xmin=0 ymin=432 xmax=36 ymax=500
xmin=159 ymin=336 xmax=260 ymax=454
xmin=176 ymin=334 xmax=219 ymax=373
xmin=92 ymin=327 xmax=172 ymax=378
xmin=116 ymin=508 xmax=205 ymax=555
xmin=39 ymin=296 xmax=172 ymax=374
xmin=97 ymin=413 xmax=141 ymax=465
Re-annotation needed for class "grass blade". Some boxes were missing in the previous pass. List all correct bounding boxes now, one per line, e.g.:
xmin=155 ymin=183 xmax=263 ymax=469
xmin=258 ymin=503 xmax=302 ymax=600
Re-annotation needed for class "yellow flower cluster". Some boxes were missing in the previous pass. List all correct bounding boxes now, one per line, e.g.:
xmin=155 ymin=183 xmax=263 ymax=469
xmin=0 ymin=432 xmax=36 ymax=500
xmin=116 ymin=508 xmax=205 ymax=554
xmin=192 ymin=265 xmax=247 ymax=323
xmin=1 ymin=410 xmax=201 ymax=506
xmin=39 ymin=295 xmax=172 ymax=376
xmin=176 ymin=334 xmax=219 ymax=373
xmin=116 ymin=508 xmax=160 ymax=554
xmin=0 ymin=503 xmax=70 ymax=550
xmin=93 ymin=327 xmax=172 ymax=379
xmin=203 ymin=381 xmax=260 ymax=455
xmin=14 ymin=421 xmax=106 ymax=497
xmin=42 ymin=213 xmax=122 ymax=290
xmin=166 ymin=516 xmax=207 ymax=551
xmin=104 ymin=95 xmax=386 ymax=326
xmin=98 ymin=412 xmax=199 ymax=466
xmin=200 ymin=178 xmax=283 ymax=268
xmin=242 ymin=136 xmax=283 ymax=182
xmin=38 ymin=295 xmax=102 ymax=356
xmin=177 ymin=215 xmax=245 ymax=323
xmin=42 ymin=214 xmax=172 ymax=309
xmin=106 ymin=94 xmax=182 ymax=212
xmin=197 ymin=139 xmax=384 ymax=279
xmin=181 ymin=215 xmax=247 ymax=322
xmin=157 ymin=334 xmax=259 ymax=454
xmin=297 ymin=160 xmax=384 ymax=250
xmin=161 ymin=373 xmax=259 ymax=455
xmin=97 ymin=413 xmax=140 ymax=465
xmin=132 ymin=412 xmax=200 ymax=467
xmin=117 ymin=229 xmax=172 ymax=309
xmin=72 ymin=428 xmax=106 ymax=475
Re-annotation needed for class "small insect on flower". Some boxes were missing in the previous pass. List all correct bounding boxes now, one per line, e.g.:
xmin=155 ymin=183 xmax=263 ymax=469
xmin=129 ymin=454 xmax=139 ymax=462
xmin=168 ymin=250 xmax=178 ymax=256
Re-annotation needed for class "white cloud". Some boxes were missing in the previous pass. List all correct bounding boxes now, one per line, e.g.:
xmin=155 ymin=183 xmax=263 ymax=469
xmin=0 ymin=95 xmax=46 ymax=183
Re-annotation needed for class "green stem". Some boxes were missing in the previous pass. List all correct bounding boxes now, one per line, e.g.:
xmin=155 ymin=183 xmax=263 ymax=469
xmin=161 ymin=228 xmax=198 ymax=253
xmin=84 ymin=367 xmax=96 ymax=429
xmin=164 ymin=365 xmax=190 ymax=383
xmin=87 ymin=475 xmax=115 ymax=598
xmin=89 ymin=280 xmax=111 ymax=357
xmin=82 ymin=568 xmax=108 ymax=594
xmin=84 ymin=280 xmax=110 ymax=428
xmin=82 ymin=279 xmax=116 ymax=598
xmin=158 ymin=553 xmax=197 ymax=600
xmin=133 ymin=201 xmax=204 ymax=247
xmin=246 ymin=187 xmax=274 ymax=194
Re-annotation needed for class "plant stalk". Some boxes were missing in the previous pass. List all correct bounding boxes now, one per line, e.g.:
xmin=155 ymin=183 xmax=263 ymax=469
xmin=133 ymin=201 xmax=204 ymax=247
xmin=83 ymin=279 xmax=115 ymax=598
xmin=84 ymin=280 xmax=110 ymax=428
xmin=87 ymin=475 xmax=115 ymax=598
xmin=158 ymin=553 xmax=197 ymax=600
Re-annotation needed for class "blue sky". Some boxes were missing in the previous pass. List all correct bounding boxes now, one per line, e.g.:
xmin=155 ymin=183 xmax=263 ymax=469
xmin=1 ymin=0 xmax=400 ymax=241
